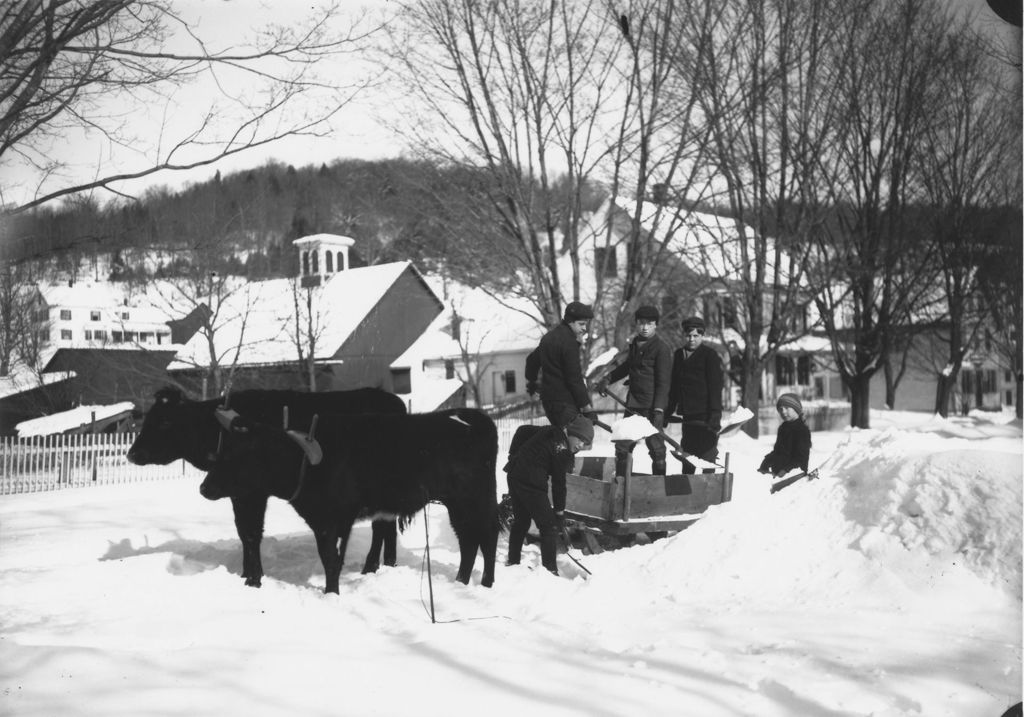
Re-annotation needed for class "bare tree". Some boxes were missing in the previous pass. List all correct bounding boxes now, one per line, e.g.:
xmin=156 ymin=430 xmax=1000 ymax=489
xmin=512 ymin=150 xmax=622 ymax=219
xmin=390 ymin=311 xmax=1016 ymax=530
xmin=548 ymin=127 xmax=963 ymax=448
xmin=1 ymin=0 xmax=380 ymax=213
xmin=913 ymin=24 xmax=1021 ymax=416
xmin=289 ymin=281 xmax=326 ymax=392
xmin=812 ymin=0 xmax=953 ymax=428
xmin=381 ymin=0 xmax=625 ymax=327
xmin=684 ymin=0 xmax=855 ymax=434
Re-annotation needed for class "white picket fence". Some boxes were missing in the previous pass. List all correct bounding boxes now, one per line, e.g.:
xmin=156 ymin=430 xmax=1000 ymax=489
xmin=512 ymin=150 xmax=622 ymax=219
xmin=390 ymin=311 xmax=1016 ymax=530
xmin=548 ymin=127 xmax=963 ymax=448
xmin=0 ymin=433 xmax=202 ymax=495
xmin=0 ymin=415 xmax=553 ymax=497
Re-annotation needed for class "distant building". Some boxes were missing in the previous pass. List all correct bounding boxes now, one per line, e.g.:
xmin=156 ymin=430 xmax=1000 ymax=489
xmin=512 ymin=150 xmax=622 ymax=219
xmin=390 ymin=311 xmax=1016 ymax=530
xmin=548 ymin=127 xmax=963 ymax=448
xmin=167 ymin=234 xmax=446 ymax=402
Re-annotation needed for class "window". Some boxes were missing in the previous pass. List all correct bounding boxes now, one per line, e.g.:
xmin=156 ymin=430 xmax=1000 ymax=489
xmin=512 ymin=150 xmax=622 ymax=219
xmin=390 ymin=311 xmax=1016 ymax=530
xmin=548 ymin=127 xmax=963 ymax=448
xmin=90 ymin=311 xmax=100 ymax=321
xmin=140 ymin=332 xmax=153 ymax=343
xmin=660 ymin=294 xmax=678 ymax=320
xmin=325 ymin=252 xmax=334 ymax=273
xmin=112 ymin=331 xmax=123 ymax=343
xmin=797 ymin=355 xmax=811 ymax=385
xmin=38 ymin=329 xmax=49 ymax=343
xmin=60 ymin=329 xmax=72 ymax=340
xmin=302 ymin=251 xmax=310 ymax=275
xmin=60 ymin=309 xmax=71 ymax=320
xmin=84 ymin=330 xmax=92 ymax=341
xmin=337 ymin=251 xmax=345 ymax=271
xmin=594 ymin=247 xmax=617 ymax=279
xmin=158 ymin=333 xmax=169 ymax=345
xmin=984 ymin=369 xmax=997 ymax=393
xmin=120 ymin=311 xmax=130 ymax=320
xmin=94 ymin=330 xmax=106 ymax=341
xmin=722 ymin=296 xmax=737 ymax=329
xmin=125 ymin=331 xmax=137 ymax=343
xmin=1006 ymin=390 xmax=1014 ymax=405
xmin=1006 ymin=370 xmax=1013 ymax=383
xmin=503 ymin=370 xmax=516 ymax=394
xmin=391 ymin=368 xmax=411 ymax=394
xmin=311 ymin=250 xmax=319 ymax=274
xmin=444 ymin=359 xmax=455 ymax=380
xmin=775 ymin=355 xmax=795 ymax=385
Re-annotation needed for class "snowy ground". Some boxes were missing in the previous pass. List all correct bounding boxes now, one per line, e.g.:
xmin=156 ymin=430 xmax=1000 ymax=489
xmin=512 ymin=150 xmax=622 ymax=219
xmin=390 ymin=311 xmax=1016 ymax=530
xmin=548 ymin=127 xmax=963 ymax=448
xmin=1 ymin=409 xmax=1020 ymax=717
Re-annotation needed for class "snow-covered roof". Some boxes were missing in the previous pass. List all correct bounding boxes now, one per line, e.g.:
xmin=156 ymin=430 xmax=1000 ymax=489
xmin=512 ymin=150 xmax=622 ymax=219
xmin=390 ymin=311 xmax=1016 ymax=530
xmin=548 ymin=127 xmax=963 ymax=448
xmin=169 ymin=262 xmax=432 ymax=370
xmin=292 ymin=233 xmax=355 ymax=248
xmin=402 ymin=378 xmax=464 ymax=413
xmin=406 ymin=277 xmax=544 ymax=364
xmin=16 ymin=402 xmax=135 ymax=437
xmin=620 ymin=197 xmax=792 ymax=283
xmin=0 ymin=365 xmax=74 ymax=400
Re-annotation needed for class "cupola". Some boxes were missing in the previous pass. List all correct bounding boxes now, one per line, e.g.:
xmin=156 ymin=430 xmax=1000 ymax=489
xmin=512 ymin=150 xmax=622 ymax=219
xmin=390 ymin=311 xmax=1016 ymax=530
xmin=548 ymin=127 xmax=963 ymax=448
xmin=293 ymin=234 xmax=355 ymax=288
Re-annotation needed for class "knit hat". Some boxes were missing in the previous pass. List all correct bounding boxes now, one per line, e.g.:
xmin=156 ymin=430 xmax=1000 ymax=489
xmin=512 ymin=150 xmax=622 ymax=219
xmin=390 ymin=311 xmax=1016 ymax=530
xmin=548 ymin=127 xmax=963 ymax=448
xmin=681 ymin=316 xmax=705 ymax=331
xmin=776 ymin=392 xmax=804 ymax=416
xmin=565 ymin=415 xmax=595 ymax=445
xmin=564 ymin=301 xmax=594 ymax=321
xmin=634 ymin=305 xmax=660 ymax=322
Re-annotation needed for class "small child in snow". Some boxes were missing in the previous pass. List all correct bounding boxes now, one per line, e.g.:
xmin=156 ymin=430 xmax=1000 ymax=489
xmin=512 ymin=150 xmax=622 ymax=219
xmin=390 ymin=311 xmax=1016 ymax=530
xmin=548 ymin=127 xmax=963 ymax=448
xmin=758 ymin=393 xmax=811 ymax=478
xmin=504 ymin=415 xmax=594 ymax=575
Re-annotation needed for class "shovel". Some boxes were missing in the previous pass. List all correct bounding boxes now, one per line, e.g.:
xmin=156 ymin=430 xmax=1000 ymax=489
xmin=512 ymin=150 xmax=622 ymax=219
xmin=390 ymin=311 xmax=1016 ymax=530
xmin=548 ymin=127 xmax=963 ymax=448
xmin=598 ymin=386 xmax=722 ymax=469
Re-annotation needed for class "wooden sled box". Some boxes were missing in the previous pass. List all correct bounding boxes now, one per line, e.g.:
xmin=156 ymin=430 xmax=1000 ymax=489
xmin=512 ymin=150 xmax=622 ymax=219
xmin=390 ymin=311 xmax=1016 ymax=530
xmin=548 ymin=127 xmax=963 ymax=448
xmin=563 ymin=453 xmax=732 ymax=536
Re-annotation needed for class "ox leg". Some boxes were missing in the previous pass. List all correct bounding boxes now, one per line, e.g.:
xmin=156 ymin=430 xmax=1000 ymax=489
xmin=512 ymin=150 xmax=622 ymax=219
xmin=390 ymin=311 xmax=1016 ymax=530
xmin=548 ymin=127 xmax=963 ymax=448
xmin=361 ymin=519 xmax=397 ymax=574
xmin=319 ymin=511 xmax=359 ymax=594
xmin=446 ymin=507 xmax=481 ymax=586
xmin=232 ymin=494 xmax=268 ymax=588
xmin=315 ymin=528 xmax=343 ymax=594
xmin=479 ymin=504 xmax=499 ymax=588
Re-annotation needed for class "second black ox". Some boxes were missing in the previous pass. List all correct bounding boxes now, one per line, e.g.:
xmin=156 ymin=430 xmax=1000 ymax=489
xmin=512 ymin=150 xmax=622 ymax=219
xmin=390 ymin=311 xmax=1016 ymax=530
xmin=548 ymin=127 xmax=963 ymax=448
xmin=199 ymin=408 xmax=501 ymax=593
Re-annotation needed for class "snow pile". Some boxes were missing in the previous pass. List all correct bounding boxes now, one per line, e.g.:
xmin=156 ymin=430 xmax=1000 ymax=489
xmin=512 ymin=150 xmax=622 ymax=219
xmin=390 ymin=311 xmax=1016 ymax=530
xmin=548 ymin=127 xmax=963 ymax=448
xmin=0 ymin=410 xmax=1020 ymax=717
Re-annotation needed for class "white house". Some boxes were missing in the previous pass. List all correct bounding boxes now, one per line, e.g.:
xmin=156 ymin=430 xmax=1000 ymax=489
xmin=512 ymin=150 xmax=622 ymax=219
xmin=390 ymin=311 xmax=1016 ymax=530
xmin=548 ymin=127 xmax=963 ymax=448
xmin=34 ymin=282 xmax=175 ymax=349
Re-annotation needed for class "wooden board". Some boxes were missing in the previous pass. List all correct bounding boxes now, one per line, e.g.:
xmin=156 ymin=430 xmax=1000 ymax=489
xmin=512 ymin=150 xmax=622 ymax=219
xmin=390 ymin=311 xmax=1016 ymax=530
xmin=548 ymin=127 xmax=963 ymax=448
xmin=564 ymin=454 xmax=733 ymax=527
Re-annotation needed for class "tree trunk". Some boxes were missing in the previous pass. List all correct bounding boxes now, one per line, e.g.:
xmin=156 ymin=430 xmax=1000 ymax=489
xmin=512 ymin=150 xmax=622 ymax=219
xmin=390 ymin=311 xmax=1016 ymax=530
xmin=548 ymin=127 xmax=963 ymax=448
xmin=883 ymin=357 xmax=896 ymax=410
xmin=740 ymin=357 xmax=762 ymax=439
xmin=1017 ymin=373 xmax=1023 ymax=420
xmin=934 ymin=373 xmax=954 ymax=418
xmin=848 ymin=373 xmax=872 ymax=428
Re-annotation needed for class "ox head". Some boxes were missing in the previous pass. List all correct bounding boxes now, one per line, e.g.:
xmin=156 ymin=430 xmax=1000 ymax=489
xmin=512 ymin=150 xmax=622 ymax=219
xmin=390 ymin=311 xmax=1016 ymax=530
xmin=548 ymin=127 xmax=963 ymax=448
xmin=127 ymin=387 xmax=196 ymax=465
xmin=199 ymin=416 xmax=299 ymax=502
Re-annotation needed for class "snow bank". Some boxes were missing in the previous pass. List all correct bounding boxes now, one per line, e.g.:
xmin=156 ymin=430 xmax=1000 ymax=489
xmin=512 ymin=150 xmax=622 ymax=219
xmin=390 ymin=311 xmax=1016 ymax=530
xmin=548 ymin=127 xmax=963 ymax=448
xmin=612 ymin=421 xmax=1022 ymax=607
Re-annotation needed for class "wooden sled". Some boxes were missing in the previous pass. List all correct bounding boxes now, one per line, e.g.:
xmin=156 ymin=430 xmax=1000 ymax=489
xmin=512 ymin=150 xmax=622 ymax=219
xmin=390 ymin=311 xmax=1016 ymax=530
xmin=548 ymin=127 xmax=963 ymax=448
xmin=562 ymin=451 xmax=732 ymax=553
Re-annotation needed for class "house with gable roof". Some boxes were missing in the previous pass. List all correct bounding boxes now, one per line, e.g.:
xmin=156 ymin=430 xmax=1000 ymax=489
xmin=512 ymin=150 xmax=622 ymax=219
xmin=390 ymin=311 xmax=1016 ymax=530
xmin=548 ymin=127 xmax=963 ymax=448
xmin=392 ymin=278 xmax=546 ymax=412
xmin=167 ymin=234 xmax=446 ymax=404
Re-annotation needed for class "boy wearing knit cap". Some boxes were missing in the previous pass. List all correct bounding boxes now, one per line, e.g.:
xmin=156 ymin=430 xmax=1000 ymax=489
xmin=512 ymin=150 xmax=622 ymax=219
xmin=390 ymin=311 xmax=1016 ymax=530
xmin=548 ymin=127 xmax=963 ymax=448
xmin=758 ymin=392 xmax=811 ymax=477
xmin=504 ymin=415 xmax=593 ymax=575
xmin=524 ymin=301 xmax=597 ymax=429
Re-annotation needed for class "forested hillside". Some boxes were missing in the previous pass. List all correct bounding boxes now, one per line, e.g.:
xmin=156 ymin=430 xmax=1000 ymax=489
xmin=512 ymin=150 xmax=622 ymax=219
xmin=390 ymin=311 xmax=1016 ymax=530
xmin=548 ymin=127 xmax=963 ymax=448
xmin=6 ymin=157 xmax=607 ymax=292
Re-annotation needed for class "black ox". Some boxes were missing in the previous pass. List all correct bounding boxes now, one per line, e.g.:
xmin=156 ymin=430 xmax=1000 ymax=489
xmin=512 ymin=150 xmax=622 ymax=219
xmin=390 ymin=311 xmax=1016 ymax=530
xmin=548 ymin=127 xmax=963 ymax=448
xmin=127 ymin=387 xmax=406 ymax=586
xmin=199 ymin=407 xmax=501 ymax=593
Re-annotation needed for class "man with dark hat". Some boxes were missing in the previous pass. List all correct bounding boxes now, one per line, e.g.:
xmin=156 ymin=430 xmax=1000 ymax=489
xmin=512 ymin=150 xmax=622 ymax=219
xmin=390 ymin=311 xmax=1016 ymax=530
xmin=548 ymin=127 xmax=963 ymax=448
xmin=504 ymin=414 xmax=594 ymax=575
xmin=525 ymin=301 xmax=597 ymax=429
xmin=595 ymin=304 xmax=673 ymax=476
xmin=667 ymin=315 xmax=724 ymax=473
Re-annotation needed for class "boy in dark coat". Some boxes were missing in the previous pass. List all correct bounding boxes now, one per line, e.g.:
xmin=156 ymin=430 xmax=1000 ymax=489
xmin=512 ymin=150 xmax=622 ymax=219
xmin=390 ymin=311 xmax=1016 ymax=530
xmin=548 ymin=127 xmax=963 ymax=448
xmin=758 ymin=393 xmax=812 ymax=477
xmin=666 ymin=316 xmax=724 ymax=473
xmin=504 ymin=415 xmax=594 ymax=575
xmin=596 ymin=305 xmax=673 ymax=476
xmin=525 ymin=302 xmax=596 ymax=428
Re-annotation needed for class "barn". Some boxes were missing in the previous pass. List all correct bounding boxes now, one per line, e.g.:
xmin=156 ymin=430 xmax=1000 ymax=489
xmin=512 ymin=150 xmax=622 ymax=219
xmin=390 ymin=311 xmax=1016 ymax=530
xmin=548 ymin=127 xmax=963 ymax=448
xmin=167 ymin=234 xmax=446 ymax=403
